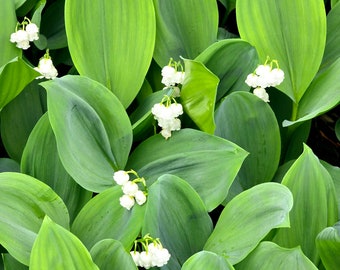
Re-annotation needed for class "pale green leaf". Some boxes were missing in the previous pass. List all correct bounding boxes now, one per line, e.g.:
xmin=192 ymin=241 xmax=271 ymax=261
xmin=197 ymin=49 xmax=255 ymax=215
xmin=182 ymin=251 xmax=234 ymax=270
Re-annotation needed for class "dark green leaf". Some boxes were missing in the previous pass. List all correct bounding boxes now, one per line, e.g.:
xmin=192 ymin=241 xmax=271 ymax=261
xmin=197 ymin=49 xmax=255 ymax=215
xmin=127 ymin=129 xmax=248 ymax=211
xmin=42 ymin=75 xmax=132 ymax=192
xmin=215 ymin=92 xmax=281 ymax=189
xmin=152 ymin=0 xmax=218 ymax=66
xmin=0 ymin=158 xmax=20 ymax=173
xmin=182 ymin=251 xmax=234 ymax=270
xmin=142 ymin=174 xmax=213 ymax=269
xmin=90 ymin=239 xmax=137 ymax=270
xmin=2 ymin=254 xmax=28 ymax=270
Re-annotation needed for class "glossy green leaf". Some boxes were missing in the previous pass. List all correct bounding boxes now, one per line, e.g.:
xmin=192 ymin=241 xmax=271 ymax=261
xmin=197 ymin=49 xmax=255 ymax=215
xmin=180 ymin=59 xmax=219 ymax=133
xmin=21 ymin=114 xmax=92 ymax=223
xmin=42 ymin=75 xmax=132 ymax=192
xmin=0 ymin=1 xmax=19 ymax=67
xmin=332 ymin=0 xmax=340 ymax=8
xmin=142 ymin=175 xmax=213 ymax=269
xmin=127 ymin=128 xmax=248 ymax=211
xmin=65 ymin=0 xmax=155 ymax=108
xmin=195 ymin=39 xmax=258 ymax=101
xmin=283 ymin=58 xmax=340 ymax=127
xmin=215 ymin=92 xmax=281 ymax=189
xmin=204 ymin=183 xmax=293 ymax=265
xmin=236 ymin=0 xmax=326 ymax=102
xmin=0 ymin=172 xmax=69 ymax=265
xmin=236 ymin=241 xmax=318 ymax=270
xmin=320 ymin=2 xmax=340 ymax=71
xmin=2 ymin=254 xmax=27 ymax=270
xmin=30 ymin=216 xmax=98 ymax=270
xmin=316 ymin=222 xmax=340 ymax=270
xmin=182 ymin=251 xmax=234 ymax=270
xmin=0 ymin=158 xmax=19 ymax=173
xmin=152 ymin=0 xmax=218 ymax=66
xmin=0 ymin=80 xmax=46 ymax=162
xmin=71 ymin=186 xmax=145 ymax=250
xmin=90 ymin=239 xmax=137 ymax=270
xmin=273 ymin=144 xmax=338 ymax=264
xmin=0 ymin=58 xmax=39 ymax=110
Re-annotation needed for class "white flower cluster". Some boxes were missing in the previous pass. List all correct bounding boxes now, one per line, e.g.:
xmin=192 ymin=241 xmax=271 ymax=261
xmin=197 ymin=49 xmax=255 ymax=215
xmin=130 ymin=236 xmax=171 ymax=269
xmin=34 ymin=50 xmax=58 ymax=80
xmin=161 ymin=65 xmax=185 ymax=87
xmin=113 ymin=170 xmax=147 ymax=210
xmin=10 ymin=18 xmax=39 ymax=50
xmin=151 ymin=102 xmax=183 ymax=139
xmin=245 ymin=58 xmax=284 ymax=102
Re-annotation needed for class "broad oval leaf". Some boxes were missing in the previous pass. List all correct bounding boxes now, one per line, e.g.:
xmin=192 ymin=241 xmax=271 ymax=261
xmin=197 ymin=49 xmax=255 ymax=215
xmin=127 ymin=128 xmax=248 ymax=211
xmin=215 ymin=92 xmax=281 ymax=189
xmin=0 ymin=58 xmax=39 ymax=110
xmin=283 ymin=58 xmax=340 ymax=127
xmin=142 ymin=174 xmax=213 ymax=269
xmin=236 ymin=0 xmax=326 ymax=102
xmin=21 ymin=113 xmax=92 ymax=223
xmin=316 ymin=222 xmax=340 ymax=270
xmin=181 ymin=59 xmax=219 ymax=134
xmin=0 ymin=158 xmax=19 ymax=173
xmin=0 ymin=172 xmax=69 ymax=265
xmin=273 ymin=144 xmax=338 ymax=264
xmin=204 ymin=182 xmax=293 ymax=265
xmin=2 ymin=253 xmax=28 ymax=270
xmin=65 ymin=0 xmax=155 ymax=108
xmin=195 ymin=39 xmax=258 ymax=101
xmin=236 ymin=241 xmax=318 ymax=270
xmin=71 ymin=186 xmax=145 ymax=250
xmin=41 ymin=75 xmax=132 ymax=192
xmin=90 ymin=239 xmax=137 ymax=270
xmin=1 ymin=80 xmax=46 ymax=162
xmin=182 ymin=251 xmax=234 ymax=270
xmin=30 ymin=216 xmax=98 ymax=270
xmin=152 ymin=0 xmax=218 ymax=66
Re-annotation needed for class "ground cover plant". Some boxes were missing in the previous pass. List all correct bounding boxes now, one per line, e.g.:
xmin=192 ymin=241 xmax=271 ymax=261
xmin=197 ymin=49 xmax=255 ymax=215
xmin=1 ymin=0 xmax=340 ymax=269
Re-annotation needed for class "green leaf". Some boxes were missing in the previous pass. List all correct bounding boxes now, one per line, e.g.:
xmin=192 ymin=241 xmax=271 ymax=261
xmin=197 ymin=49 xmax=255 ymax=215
xmin=65 ymin=0 xmax=155 ymax=108
xmin=21 ymin=113 xmax=92 ymax=223
xmin=236 ymin=241 xmax=318 ymax=270
xmin=42 ymin=75 xmax=132 ymax=192
xmin=182 ymin=251 xmax=234 ymax=270
xmin=0 ymin=1 xmax=19 ymax=67
xmin=90 ymin=239 xmax=137 ymax=270
xmin=273 ymin=144 xmax=338 ymax=264
xmin=0 ymin=172 xmax=69 ymax=265
xmin=335 ymin=118 xmax=340 ymax=141
xmin=142 ymin=174 xmax=213 ymax=269
xmin=316 ymin=222 xmax=340 ymax=270
xmin=2 ymin=254 xmax=28 ymax=270
xmin=0 ymin=158 xmax=20 ymax=173
xmin=320 ymin=1 xmax=340 ymax=71
xmin=0 ymin=58 xmax=39 ymax=110
xmin=236 ymin=0 xmax=326 ymax=102
xmin=127 ymin=129 xmax=248 ymax=211
xmin=180 ymin=59 xmax=219 ymax=134
xmin=215 ymin=92 xmax=281 ymax=189
xmin=195 ymin=39 xmax=258 ymax=101
xmin=71 ymin=186 xmax=145 ymax=250
xmin=283 ymin=58 xmax=340 ymax=127
xmin=30 ymin=216 xmax=98 ymax=270
xmin=0 ymin=80 xmax=46 ymax=162
xmin=204 ymin=183 xmax=293 ymax=265
xmin=152 ymin=0 xmax=218 ymax=66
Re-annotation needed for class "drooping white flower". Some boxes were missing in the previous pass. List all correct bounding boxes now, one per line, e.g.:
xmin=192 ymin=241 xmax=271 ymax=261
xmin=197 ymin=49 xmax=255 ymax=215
xmin=113 ymin=170 xmax=130 ymax=185
xmin=253 ymin=87 xmax=270 ymax=102
xmin=25 ymin=23 xmax=39 ymax=41
xmin=130 ymin=251 xmax=140 ymax=266
xmin=34 ymin=57 xmax=58 ymax=80
xmin=147 ymin=243 xmax=171 ymax=268
xmin=135 ymin=190 xmax=147 ymax=205
xmin=268 ymin=68 xmax=285 ymax=87
xmin=161 ymin=66 xmax=177 ymax=87
xmin=139 ymin=251 xmax=153 ymax=269
xmin=119 ymin=194 xmax=135 ymax=210
xmin=174 ymin=71 xmax=185 ymax=85
xmin=10 ymin=30 xmax=30 ymax=49
xmin=245 ymin=73 xmax=259 ymax=88
xmin=122 ymin=181 xmax=139 ymax=196
xmin=255 ymin=64 xmax=271 ymax=77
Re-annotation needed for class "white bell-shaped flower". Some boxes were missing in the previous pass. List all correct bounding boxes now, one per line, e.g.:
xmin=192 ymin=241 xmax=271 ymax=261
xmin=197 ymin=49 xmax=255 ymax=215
xmin=25 ymin=23 xmax=39 ymax=41
xmin=113 ymin=170 xmax=130 ymax=185
xmin=253 ymin=87 xmax=270 ymax=102
xmin=10 ymin=30 xmax=30 ymax=49
xmin=119 ymin=194 xmax=135 ymax=210
xmin=34 ymin=57 xmax=58 ymax=80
